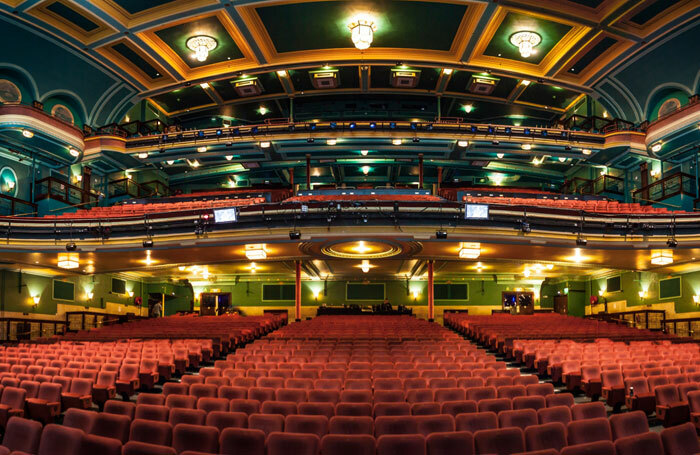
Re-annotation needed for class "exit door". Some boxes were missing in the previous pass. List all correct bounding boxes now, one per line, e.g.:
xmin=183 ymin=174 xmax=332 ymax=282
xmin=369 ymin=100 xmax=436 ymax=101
xmin=200 ymin=293 xmax=232 ymax=316
xmin=554 ymin=295 xmax=568 ymax=315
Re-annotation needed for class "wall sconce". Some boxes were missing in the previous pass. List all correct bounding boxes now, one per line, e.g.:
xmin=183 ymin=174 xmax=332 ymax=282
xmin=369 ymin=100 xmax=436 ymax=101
xmin=86 ymin=291 xmax=94 ymax=300
xmin=32 ymin=295 xmax=40 ymax=309
xmin=638 ymin=290 xmax=647 ymax=299
xmin=412 ymin=290 xmax=420 ymax=301
xmin=128 ymin=291 xmax=134 ymax=297
xmin=598 ymin=290 xmax=605 ymax=296
xmin=693 ymin=295 xmax=699 ymax=304
xmin=312 ymin=290 xmax=320 ymax=301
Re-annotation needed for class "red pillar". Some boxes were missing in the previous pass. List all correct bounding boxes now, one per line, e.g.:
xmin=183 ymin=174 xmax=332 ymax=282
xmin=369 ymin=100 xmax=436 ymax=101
xmin=306 ymin=154 xmax=311 ymax=190
xmin=427 ymin=260 xmax=434 ymax=322
xmin=295 ymin=260 xmax=302 ymax=321
xmin=289 ymin=167 xmax=294 ymax=189
xmin=418 ymin=154 xmax=424 ymax=189
xmin=436 ymin=167 xmax=443 ymax=195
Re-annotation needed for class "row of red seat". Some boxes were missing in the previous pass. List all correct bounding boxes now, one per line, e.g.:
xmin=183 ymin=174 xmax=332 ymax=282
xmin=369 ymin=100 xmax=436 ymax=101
xmin=284 ymin=194 xmax=444 ymax=203
xmin=463 ymin=195 xmax=676 ymax=214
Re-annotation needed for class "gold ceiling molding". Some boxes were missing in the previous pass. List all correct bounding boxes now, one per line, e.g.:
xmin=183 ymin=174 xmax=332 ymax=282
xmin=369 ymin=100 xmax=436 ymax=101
xmin=609 ymin=0 xmax=698 ymax=38
xmin=553 ymin=31 xmax=635 ymax=86
xmin=89 ymin=0 xmax=218 ymax=29
xmin=235 ymin=0 xmax=485 ymax=68
xmin=468 ymin=6 xmax=592 ymax=79
xmin=321 ymin=240 xmax=403 ymax=259
xmin=27 ymin=0 xmax=116 ymax=45
xmin=96 ymin=38 xmax=178 ymax=90
xmin=506 ymin=0 xmax=630 ymax=24
xmin=137 ymin=11 xmax=259 ymax=81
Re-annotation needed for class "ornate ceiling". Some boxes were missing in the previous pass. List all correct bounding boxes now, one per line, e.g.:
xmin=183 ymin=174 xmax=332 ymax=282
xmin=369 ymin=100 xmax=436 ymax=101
xmin=1 ymin=0 xmax=696 ymax=123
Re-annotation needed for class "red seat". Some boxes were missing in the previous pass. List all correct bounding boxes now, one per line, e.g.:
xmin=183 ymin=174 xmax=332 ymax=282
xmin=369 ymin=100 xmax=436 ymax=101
xmin=91 ymin=412 xmax=130 ymax=443
xmin=104 ymin=399 xmax=136 ymax=419
xmin=0 ymin=387 xmax=25 ymax=427
xmin=660 ymin=422 xmax=700 ymax=455
xmin=135 ymin=404 xmax=170 ymax=422
xmin=26 ymin=382 xmax=62 ymax=424
xmin=37 ymin=424 xmax=83 ymax=455
xmin=655 ymin=384 xmax=689 ymax=427
xmin=1 ymin=416 xmax=42 ymax=454
xmin=425 ymin=431 xmax=474 ymax=455
xmin=376 ymin=434 xmax=426 ymax=455
xmin=524 ymin=422 xmax=567 ymax=453
xmin=172 ymin=423 xmax=219 ymax=454
xmin=285 ymin=414 xmax=329 ymax=438
xmin=129 ymin=418 xmax=173 ymax=446
xmin=560 ymin=440 xmax=615 ymax=455
xmin=614 ymin=432 xmax=664 ymax=455
xmin=498 ymin=408 xmax=537 ymax=431
xmin=329 ymin=416 xmax=373 ymax=435
xmin=219 ymin=428 xmax=265 ymax=455
xmin=168 ymin=408 xmax=206 ymax=426
xmin=609 ymin=411 xmax=649 ymax=440
xmin=249 ymin=413 xmax=284 ymax=436
xmin=571 ymin=401 xmax=606 ymax=420
xmin=455 ymin=411 xmax=498 ymax=433
xmin=321 ymin=434 xmax=375 ymax=455
xmin=474 ymin=427 xmax=525 ymax=455
xmin=567 ymin=417 xmax=612 ymax=445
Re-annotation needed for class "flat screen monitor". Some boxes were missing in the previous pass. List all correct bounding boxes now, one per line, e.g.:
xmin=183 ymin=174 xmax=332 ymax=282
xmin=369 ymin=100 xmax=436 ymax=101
xmin=465 ymin=204 xmax=488 ymax=219
xmin=214 ymin=208 xmax=238 ymax=223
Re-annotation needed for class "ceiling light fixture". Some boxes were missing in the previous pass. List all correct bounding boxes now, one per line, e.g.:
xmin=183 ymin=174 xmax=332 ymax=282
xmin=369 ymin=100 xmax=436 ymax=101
xmin=650 ymin=250 xmax=673 ymax=265
xmin=522 ymin=144 xmax=532 ymax=150
xmin=276 ymin=70 xmax=287 ymax=77
xmin=258 ymin=106 xmax=269 ymax=115
xmin=359 ymin=259 xmax=372 ymax=273
xmin=361 ymin=165 xmax=370 ymax=175
xmin=187 ymin=159 xmax=200 ymax=168
xmin=245 ymin=244 xmax=267 ymax=260
xmin=200 ymin=82 xmax=210 ymax=89
xmin=651 ymin=143 xmax=662 ymax=153
xmin=360 ymin=150 xmax=369 ymax=156
xmin=225 ymin=155 xmax=233 ymax=161
xmin=22 ymin=129 xmax=34 ymax=138
xmin=197 ymin=146 xmax=207 ymax=153
xmin=496 ymin=153 xmax=504 ymax=159
xmin=260 ymin=141 xmax=271 ymax=148
xmin=392 ymin=139 xmax=402 ymax=146
xmin=186 ymin=35 xmax=218 ymax=62
xmin=521 ymin=80 xmax=531 ymax=86
xmin=457 ymin=140 xmax=469 ymax=147
xmin=57 ymin=253 xmax=79 ymax=269
xmin=327 ymin=139 xmax=337 ymax=145
xmin=582 ymin=149 xmax=592 ymax=155
xmin=166 ymin=160 xmax=175 ymax=165
xmin=69 ymin=148 xmax=80 ymax=157
xmin=138 ymin=152 xmax=148 ymax=159
xmin=458 ymin=242 xmax=481 ymax=259
xmin=348 ymin=14 xmax=377 ymax=50
xmin=510 ymin=31 xmax=542 ymax=58
xmin=462 ymin=104 xmax=474 ymax=113
xmin=443 ymin=68 xmax=453 ymax=75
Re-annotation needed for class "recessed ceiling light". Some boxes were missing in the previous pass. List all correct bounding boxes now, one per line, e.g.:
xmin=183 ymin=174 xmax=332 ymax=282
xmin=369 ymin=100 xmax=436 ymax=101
xmin=457 ymin=140 xmax=469 ymax=147
xmin=138 ymin=152 xmax=148 ymax=159
xmin=651 ymin=143 xmax=662 ymax=153
xmin=582 ymin=149 xmax=592 ymax=155
xmin=225 ymin=155 xmax=233 ymax=161
xmin=260 ymin=141 xmax=271 ymax=148
xmin=521 ymin=144 xmax=532 ymax=150
xmin=69 ymin=148 xmax=80 ymax=157
xmin=197 ymin=146 xmax=207 ymax=153
xmin=360 ymin=150 xmax=369 ymax=156
xmin=166 ymin=160 xmax=174 ymax=165
xmin=392 ymin=139 xmax=402 ymax=146
xmin=327 ymin=139 xmax=337 ymax=145
xmin=22 ymin=129 xmax=34 ymax=138
xmin=496 ymin=153 xmax=504 ymax=159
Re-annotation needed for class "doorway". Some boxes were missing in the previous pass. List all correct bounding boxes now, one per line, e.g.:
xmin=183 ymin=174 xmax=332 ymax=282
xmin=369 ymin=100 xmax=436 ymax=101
xmin=554 ymin=295 xmax=568 ymax=315
xmin=200 ymin=293 xmax=232 ymax=316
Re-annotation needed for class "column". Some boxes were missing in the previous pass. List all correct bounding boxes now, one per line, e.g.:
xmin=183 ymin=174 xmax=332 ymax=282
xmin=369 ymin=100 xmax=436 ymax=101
xmin=295 ymin=260 xmax=302 ymax=322
xmin=306 ymin=154 xmax=311 ymax=190
xmin=428 ymin=260 xmax=434 ymax=322
xmin=418 ymin=154 xmax=424 ymax=189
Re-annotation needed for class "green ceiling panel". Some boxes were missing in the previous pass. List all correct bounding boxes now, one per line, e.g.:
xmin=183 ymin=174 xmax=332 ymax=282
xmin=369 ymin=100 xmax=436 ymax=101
xmin=111 ymin=0 xmax=177 ymax=15
xmin=154 ymin=16 xmax=244 ymax=68
xmin=567 ymin=37 xmax=617 ymax=74
xmin=517 ymin=83 xmax=580 ymax=109
xmin=289 ymin=68 xmax=316 ymax=92
xmin=151 ymin=85 xmax=213 ymax=112
xmin=256 ymin=1 xmax=467 ymax=53
xmin=46 ymin=1 xmax=99 ymax=32
xmin=443 ymin=96 xmax=558 ymax=124
xmin=112 ymin=43 xmax=162 ymax=79
xmin=629 ymin=0 xmax=682 ymax=25
xmin=483 ymin=12 xmax=572 ymax=64
xmin=567 ymin=0 xmax=605 ymax=7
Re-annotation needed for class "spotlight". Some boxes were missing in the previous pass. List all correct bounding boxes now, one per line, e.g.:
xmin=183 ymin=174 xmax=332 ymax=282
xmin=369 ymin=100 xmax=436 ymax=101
xmin=65 ymin=242 xmax=77 ymax=251
xmin=487 ymin=126 xmax=494 ymax=134
xmin=426 ymin=124 xmax=434 ymax=131
xmin=505 ymin=127 xmax=512 ymax=134
xmin=576 ymin=237 xmax=587 ymax=246
xmin=436 ymin=230 xmax=448 ymax=239
xmin=289 ymin=230 xmax=301 ymax=240
xmin=524 ymin=128 xmax=531 ymax=135
xmin=492 ymin=140 xmax=499 ymax=145
xmin=143 ymin=239 xmax=154 ymax=248
xmin=470 ymin=126 xmax=477 ymax=133
xmin=412 ymin=138 xmax=420 ymax=143
xmin=307 ymin=138 xmax=315 ymax=143
xmin=308 ymin=123 xmax=317 ymax=131
xmin=541 ymin=130 xmax=548 ymax=137
xmin=667 ymin=238 xmax=678 ymax=248
xmin=349 ymin=122 xmax=356 ymax=129
xmin=390 ymin=122 xmax=397 ymax=129
xmin=251 ymin=126 xmax=259 ymax=134
xmin=288 ymin=125 xmax=296 ymax=132
xmin=561 ymin=131 xmax=568 ymax=138
xmin=233 ymin=128 xmax=241 ymax=135
xmin=521 ymin=222 xmax=531 ymax=233
xmin=369 ymin=122 xmax=377 ymax=129
xmin=410 ymin=123 xmax=417 ymax=130
xmin=197 ymin=131 xmax=204 ymax=138
xmin=330 ymin=122 xmax=337 ymax=129
xmin=216 ymin=129 xmax=222 ymax=136
xmin=565 ymin=145 xmax=572 ymax=151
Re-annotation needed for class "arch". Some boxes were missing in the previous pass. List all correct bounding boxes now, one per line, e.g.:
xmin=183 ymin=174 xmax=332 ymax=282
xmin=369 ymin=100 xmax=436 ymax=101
xmin=694 ymin=67 xmax=700 ymax=95
xmin=0 ymin=63 xmax=39 ymax=103
xmin=643 ymin=83 xmax=692 ymax=122
xmin=40 ymin=89 xmax=88 ymax=128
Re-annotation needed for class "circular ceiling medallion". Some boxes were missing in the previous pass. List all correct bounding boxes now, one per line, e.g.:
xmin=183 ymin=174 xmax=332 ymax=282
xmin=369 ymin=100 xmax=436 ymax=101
xmin=321 ymin=240 xmax=402 ymax=259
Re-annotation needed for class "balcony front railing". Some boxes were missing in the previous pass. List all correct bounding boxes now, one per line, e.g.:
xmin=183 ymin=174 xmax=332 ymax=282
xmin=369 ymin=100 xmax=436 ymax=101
xmin=34 ymin=177 xmax=98 ymax=207
xmin=632 ymin=172 xmax=696 ymax=204
xmin=108 ymin=178 xmax=170 ymax=199
xmin=579 ymin=175 xmax=624 ymax=195
xmin=0 ymin=193 xmax=38 ymax=216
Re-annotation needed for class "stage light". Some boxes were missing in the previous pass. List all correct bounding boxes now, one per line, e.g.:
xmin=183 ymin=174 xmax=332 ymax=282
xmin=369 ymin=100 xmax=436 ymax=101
xmin=369 ymin=122 xmax=376 ymax=129
xmin=412 ymin=138 xmax=420 ymax=143
xmin=330 ymin=122 xmax=337 ymax=129
xmin=410 ymin=123 xmax=417 ymax=130
xmin=576 ymin=237 xmax=587 ymax=246
xmin=307 ymin=138 xmax=315 ymax=143
xmin=289 ymin=231 xmax=301 ymax=240
xmin=390 ymin=122 xmax=397 ymax=129
xmin=521 ymin=222 xmax=531 ymax=233
xmin=349 ymin=122 xmax=356 ymax=129
xmin=667 ymin=238 xmax=678 ymax=248
xmin=66 ymin=242 xmax=77 ymax=251
xmin=436 ymin=230 xmax=448 ymax=239
xmin=216 ymin=129 xmax=222 ymax=136
xmin=505 ymin=127 xmax=512 ymax=134
xmin=143 ymin=239 xmax=154 ymax=248
xmin=524 ymin=128 xmax=531 ymax=135
xmin=487 ymin=126 xmax=494 ymax=134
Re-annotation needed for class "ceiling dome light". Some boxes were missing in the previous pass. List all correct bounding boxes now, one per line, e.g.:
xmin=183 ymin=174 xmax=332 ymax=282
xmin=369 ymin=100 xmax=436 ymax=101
xmin=69 ymin=148 xmax=80 ymax=157
xmin=582 ymin=149 xmax=592 ymax=155
xmin=651 ymin=143 xmax=662 ymax=153
xmin=360 ymin=150 xmax=369 ymax=156
xmin=392 ymin=139 xmax=402 ymax=146
xmin=457 ymin=140 xmax=469 ymax=147
xmin=361 ymin=165 xmax=370 ymax=175
xmin=138 ymin=152 xmax=148 ymax=159
xmin=22 ymin=129 xmax=34 ymax=138
xmin=57 ymin=253 xmax=79 ymax=269
xmin=186 ymin=35 xmax=218 ymax=62
xmin=510 ymin=31 xmax=542 ymax=58
xmin=348 ymin=14 xmax=377 ymax=50
xmin=458 ymin=242 xmax=481 ymax=259
xmin=496 ymin=153 xmax=504 ymax=159
xmin=225 ymin=155 xmax=233 ymax=161
xmin=197 ymin=146 xmax=207 ymax=153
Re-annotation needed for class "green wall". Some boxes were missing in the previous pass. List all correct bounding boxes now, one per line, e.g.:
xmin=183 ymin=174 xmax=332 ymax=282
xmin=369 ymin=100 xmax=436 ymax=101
xmin=0 ymin=270 xmax=146 ymax=316
xmin=191 ymin=278 xmax=540 ymax=309
xmin=147 ymin=281 xmax=194 ymax=316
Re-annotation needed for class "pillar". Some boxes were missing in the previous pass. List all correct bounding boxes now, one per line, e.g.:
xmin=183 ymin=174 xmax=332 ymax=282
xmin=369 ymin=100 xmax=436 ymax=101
xmin=427 ymin=260 xmax=434 ymax=322
xmin=289 ymin=168 xmax=294 ymax=189
xmin=295 ymin=260 xmax=302 ymax=322
xmin=418 ymin=154 xmax=424 ymax=189
xmin=305 ymin=154 xmax=311 ymax=190
xmin=436 ymin=167 xmax=443 ymax=195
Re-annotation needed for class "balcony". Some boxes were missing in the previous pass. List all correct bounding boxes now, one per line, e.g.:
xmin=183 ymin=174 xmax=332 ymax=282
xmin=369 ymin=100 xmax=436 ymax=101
xmin=0 ymin=193 xmax=37 ymax=217
xmin=34 ymin=177 xmax=98 ymax=207
xmin=108 ymin=178 xmax=170 ymax=199
xmin=632 ymin=172 xmax=696 ymax=205
xmin=578 ymin=175 xmax=624 ymax=196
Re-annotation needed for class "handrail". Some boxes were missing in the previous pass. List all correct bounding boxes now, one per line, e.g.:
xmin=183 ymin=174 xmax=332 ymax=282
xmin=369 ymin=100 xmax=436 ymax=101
xmin=632 ymin=172 xmax=696 ymax=203
xmin=34 ymin=176 xmax=98 ymax=207
xmin=0 ymin=193 xmax=37 ymax=216
xmin=644 ymin=94 xmax=700 ymax=130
